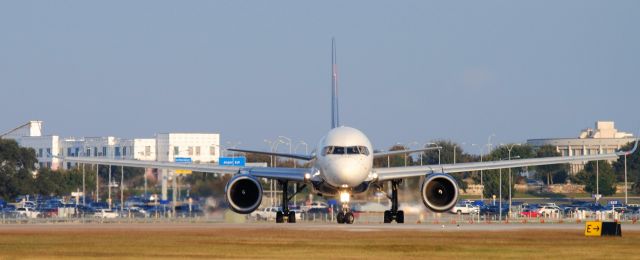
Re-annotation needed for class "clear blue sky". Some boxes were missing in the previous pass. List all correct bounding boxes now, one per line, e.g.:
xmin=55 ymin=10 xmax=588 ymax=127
xmin=1 ymin=1 xmax=638 ymax=153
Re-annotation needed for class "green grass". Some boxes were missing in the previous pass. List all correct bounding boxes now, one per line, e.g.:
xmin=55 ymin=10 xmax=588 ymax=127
xmin=0 ymin=226 xmax=637 ymax=259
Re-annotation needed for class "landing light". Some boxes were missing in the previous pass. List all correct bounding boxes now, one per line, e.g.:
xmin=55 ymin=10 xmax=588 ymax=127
xmin=340 ymin=191 xmax=351 ymax=203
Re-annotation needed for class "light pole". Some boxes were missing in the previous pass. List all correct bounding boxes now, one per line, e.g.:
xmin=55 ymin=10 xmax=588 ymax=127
xmin=453 ymin=142 xmax=466 ymax=164
xmin=472 ymin=143 xmax=484 ymax=200
xmin=264 ymin=139 xmax=275 ymax=207
xmin=501 ymin=143 xmax=521 ymax=214
xmin=596 ymin=144 xmax=600 ymax=201
xmin=82 ymin=163 xmax=86 ymax=206
xmin=121 ymin=165 xmax=124 ymax=212
xmin=625 ymin=153 xmax=628 ymax=204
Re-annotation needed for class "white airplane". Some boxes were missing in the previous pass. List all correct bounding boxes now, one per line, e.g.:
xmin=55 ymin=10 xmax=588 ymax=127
xmin=63 ymin=39 xmax=638 ymax=224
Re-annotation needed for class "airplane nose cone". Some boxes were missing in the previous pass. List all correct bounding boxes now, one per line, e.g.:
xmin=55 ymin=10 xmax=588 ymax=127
xmin=325 ymin=158 xmax=368 ymax=187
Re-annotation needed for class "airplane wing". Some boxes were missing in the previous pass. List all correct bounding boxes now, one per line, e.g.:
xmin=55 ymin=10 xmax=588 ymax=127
xmin=373 ymin=140 xmax=638 ymax=182
xmin=60 ymin=156 xmax=310 ymax=182
xmin=227 ymin=148 xmax=315 ymax=161
xmin=373 ymin=147 xmax=441 ymax=158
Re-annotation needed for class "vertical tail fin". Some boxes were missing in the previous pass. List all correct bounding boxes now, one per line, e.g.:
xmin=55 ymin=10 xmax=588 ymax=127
xmin=331 ymin=38 xmax=339 ymax=129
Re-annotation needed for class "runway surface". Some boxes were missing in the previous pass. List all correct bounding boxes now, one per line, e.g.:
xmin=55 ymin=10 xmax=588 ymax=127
xmin=2 ymin=222 xmax=639 ymax=232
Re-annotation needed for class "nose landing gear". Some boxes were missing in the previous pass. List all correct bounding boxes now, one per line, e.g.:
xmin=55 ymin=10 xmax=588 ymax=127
xmin=336 ymin=191 xmax=354 ymax=224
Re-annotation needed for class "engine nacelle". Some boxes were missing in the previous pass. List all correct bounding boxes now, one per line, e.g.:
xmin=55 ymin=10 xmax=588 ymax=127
xmin=225 ymin=174 xmax=263 ymax=214
xmin=421 ymin=174 xmax=459 ymax=213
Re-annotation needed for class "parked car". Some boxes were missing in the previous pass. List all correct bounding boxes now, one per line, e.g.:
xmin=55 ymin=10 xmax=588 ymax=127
xmin=451 ymin=203 xmax=479 ymax=214
xmin=538 ymin=205 xmax=561 ymax=217
xmin=16 ymin=207 xmax=40 ymax=218
xmin=93 ymin=209 xmax=119 ymax=218
xmin=519 ymin=208 xmax=540 ymax=218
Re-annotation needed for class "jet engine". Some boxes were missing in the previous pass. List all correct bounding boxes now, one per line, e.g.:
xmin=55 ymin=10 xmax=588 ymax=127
xmin=421 ymin=174 xmax=459 ymax=212
xmin=225 ymin=174 xmax=263 ymax=214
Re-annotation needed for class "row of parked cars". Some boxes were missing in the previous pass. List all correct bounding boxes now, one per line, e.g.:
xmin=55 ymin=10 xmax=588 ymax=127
xmin=450 ymin=200 xmax=640 ymax=219
xmin=0 ymin=198 xmax=206 ymax=219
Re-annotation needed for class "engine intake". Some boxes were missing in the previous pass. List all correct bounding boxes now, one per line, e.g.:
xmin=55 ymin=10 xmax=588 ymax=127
xmin=225 ymin=174 xmax=263 ymax=214
xmin=421 ymin=174 xmax=459 ymax=212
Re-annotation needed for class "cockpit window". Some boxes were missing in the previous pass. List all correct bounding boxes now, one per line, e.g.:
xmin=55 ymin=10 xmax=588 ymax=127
xmin=346 ymin=146 xmax=359 ymax=154
xmin=323 ymin=146 xmax=369 ymax=156
xmin=357 ymin=146 xmax=370 ymax=156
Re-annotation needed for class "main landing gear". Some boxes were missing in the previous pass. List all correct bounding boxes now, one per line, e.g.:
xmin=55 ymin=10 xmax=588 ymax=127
xmin=383 ymin=179 xmax=404 ymax=224
xmin=275 ymin=180 xmax=306 ymax=224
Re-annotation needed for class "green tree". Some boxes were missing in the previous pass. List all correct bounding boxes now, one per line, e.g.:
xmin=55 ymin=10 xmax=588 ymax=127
xmin=479 ymin=144 xmax=533 ymax=200
xmin=577 ymin=161 xmax=617 ymax=196
xmin=534 ymin=145 xmax=568 ymax=185
xmin=0 ymin=139 xmax=37 ymax=199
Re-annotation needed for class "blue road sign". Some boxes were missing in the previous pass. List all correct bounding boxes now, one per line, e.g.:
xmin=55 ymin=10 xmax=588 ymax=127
xmin=175 ymin=157 xmax=192 ymax=163
xmin=219 ymin=157 xmax=246 ymax=166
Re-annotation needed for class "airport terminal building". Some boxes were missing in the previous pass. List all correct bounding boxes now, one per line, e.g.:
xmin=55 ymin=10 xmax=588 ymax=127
xmin=527 ymin=121 xmax=634 ymax=174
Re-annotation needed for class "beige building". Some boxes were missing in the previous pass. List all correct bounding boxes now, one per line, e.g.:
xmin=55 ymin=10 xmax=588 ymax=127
xmin=527 ymin=121 xmax=634 ymax=174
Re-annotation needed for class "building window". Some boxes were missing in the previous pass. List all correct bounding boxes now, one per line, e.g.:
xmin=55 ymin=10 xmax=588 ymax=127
xmin=46 ymin=148 xmax=51 ymax=158
xmin=67 ymin=162 xmax=71 ymax=169
xmin=174 ymin=146 xmax=180 ymax=156
xmin=115 ymin=147 xmax=121 ymax=157
xmin=210 ymin=146 xmax=216 ymax=156
xmin=46 ymin=162 xmax=51 ymax=168
xmin=145 ymin=146 xmax=151 ymax=156
xmin=38 ymin=148 xmax=43 ymax=158
xmin=188 ymin=146 xmax=193 ymax=156
xmin=102 ymin=147 xmax=107 ymax=157
xmin=75 ymin=148 xmax=80 ymax=157
xmin=67 ymin=148 xmax=72 ymax=156
xmin=86 ymin=148 xmax=91 ymax=157
xmin=123 ymin=147 xmax=127 ymax=156
xmin=94 ymin=147 xmax=98 ymax=157
xmin=195 ymin=146 xmax=201 ymax=156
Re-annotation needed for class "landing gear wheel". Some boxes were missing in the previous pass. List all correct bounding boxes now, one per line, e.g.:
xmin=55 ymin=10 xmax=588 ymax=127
xmin=396 ymin=210 xmax=404 ymax=224
xmin=383 ymin=180 xmax=404 ymax=224
xmin=287 ymin=211 xmax=296 ymax=223
xmin=276 ymin=211 xmax=284 ymax=223
xmin=383 ymin=210 xmax=392 ymax=223
xmin=337 ymin=212 xmax=345 ymax=224
xmin=344 ymin=212 xmax=355 ymax=224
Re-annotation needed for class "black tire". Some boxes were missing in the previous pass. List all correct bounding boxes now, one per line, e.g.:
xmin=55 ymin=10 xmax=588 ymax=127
xmin=383 ymin=210 xmax=392 ymax=223
xmin=345 ymin=212 xmax=355 ymax=224
xmin=337 ymin=212 xmax=345 ymax=224
xmin=276 ymin=211 xmax=284 ymax=223
xmin=396 ymin=210 xmax=404 ymax=224
xmin=287 ymin=211 xmax=296 ymax=223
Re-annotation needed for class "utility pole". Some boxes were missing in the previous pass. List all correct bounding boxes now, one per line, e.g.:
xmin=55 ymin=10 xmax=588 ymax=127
xmin=96 ymin=165 xmax=99 ymax=202
xmin=108 ymin=165 xmax=112 ymax=209
xmin=121 ymin=165 xmax=124 ymax=212
xmin=625 ymin=153 xmax=628 ymax=204
xmin=82 ymin=163 xmax=86 ymax=206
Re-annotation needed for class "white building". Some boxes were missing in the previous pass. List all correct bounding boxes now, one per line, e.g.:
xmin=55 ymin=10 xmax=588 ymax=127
xmin=1 ymin=121 xmax=220 ymax=173
xmin=156 ymin=133 xmax=220 ymax=163
xmin=527 ymin=121 xmax=635 ymax=174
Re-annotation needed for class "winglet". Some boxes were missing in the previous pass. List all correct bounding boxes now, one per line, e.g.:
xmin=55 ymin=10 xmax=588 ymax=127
xmin=617 ymin=138 xmax=638 ymax=156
